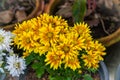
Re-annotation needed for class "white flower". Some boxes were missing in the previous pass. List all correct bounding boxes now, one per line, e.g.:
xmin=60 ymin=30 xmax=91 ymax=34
xmin=0 ymin=53 xmax=5 ymax=73
xmin=0 ymin=50 xmax=7 ymax=73
xmin=0 ymin=51 xmax=6 ymax=61
xmin=5 ymin=54 xmax=26 ymax=77
xmin=0 ymin=61 xmax=4 ymax=73
xmin=0 ymin=29 xmax=14 ymax=52
xmin=0 ymin=68 xmax=4 ymax=73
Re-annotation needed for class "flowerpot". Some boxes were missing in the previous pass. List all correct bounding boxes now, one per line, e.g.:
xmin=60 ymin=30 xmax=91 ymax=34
xmin=115 ymin=64 xmax=120 ymax=80
xmin=99 ymin=61 xmax=109 ymax=80
xmin=0 ymin=73 xmax=6 ymax=80
xmin=0 ymin=0 xmax=45 ymax=31
xmin=44 ymin=0 xmax=120 ymax=47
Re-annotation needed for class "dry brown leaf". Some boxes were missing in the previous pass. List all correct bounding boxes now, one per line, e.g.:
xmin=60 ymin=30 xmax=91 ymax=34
xmin=96 ymin=0 xmax=113 ymax=9
xmin=15 ymin=10 xmax=27 ymax=22
xmin=96 ymin=0 xmax=104 ymax=7
xmin=0 ymin=10 xmax=14 ymax=23
xmin=6 ymin=0 xmax=16 ymax=4
xmin=85 ymin=18 xmax=99 ymax=27
xmin=104 ymin=0 xmax=113 ymax=9
xmin=112 ymin=0 xmax=120 ymax=5
xmin=56 ymin=6 xmax=72 ymax=18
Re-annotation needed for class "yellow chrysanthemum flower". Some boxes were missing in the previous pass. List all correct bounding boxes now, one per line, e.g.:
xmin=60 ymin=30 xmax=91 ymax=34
xmin=81 ymin=50 xmax=99 ymax=69
xmin=19 ymin=32 xmax=36 ymax=52
xmin=57 ymin=34 xmax=81 ymax=61
xmin=71 ymin=22 xmax=93 ymax=50
xmin=64 ymin=57 xmax=81 ymax=71
xmin=38 ymin=13 xmax=68 ymax=29
xmin=67 ymin=31 xmax=86 ymax=50
xmin=13 ymin=18 xmax=40 ymax=51
xmin=45 ymin=48 xmax=65 ymax=70
xmin=34 ymin=43 xmax=50 ymax=55
xmin=90 ymin=41 xmax=106 ymax=60
xmin=39 ymin=24 xmax=59 ymax=45
xmin=73 ymin=22 xmax=91 ymax=35
xmin=81 ymin=40 xmax=106 ymax=69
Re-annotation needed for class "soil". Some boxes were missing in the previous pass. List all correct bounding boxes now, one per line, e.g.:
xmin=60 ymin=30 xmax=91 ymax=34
xmin=23 ymin=70 xmax=101 ymax=80
xmin=4 ymin=68 xmax=100 ymax=80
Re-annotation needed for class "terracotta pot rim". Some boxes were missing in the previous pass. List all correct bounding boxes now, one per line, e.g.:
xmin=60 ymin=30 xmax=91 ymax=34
xmin=98 ymin=27 xmax=120 ymax=47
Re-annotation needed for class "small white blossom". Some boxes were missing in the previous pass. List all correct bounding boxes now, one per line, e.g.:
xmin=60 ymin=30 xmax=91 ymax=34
xmin=0 ymin=29 xmax=14 ymax=52
xmin=0 ymin=61 xmax=4 ymax=73
xmin=0 ymin=68 xmax=4 ymax=73
xmin=0 ymin=51 xmax=6 ymax=61
xmin=5 ymin=54 xmax=26 ymax=77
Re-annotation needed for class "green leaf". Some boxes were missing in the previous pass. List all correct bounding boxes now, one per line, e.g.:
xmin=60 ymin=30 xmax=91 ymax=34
xmin=88 ymin=68 xmax=97 ymax=73
xmin=36 ymin=67 xmax=45 ymax=78
xmin=25 ymin=53 xmax=35 ymax=65
xmin=66 ymin=77 xmax=72 ymax=80
xmin=72 ymin=0 xmax=87 ymax=23
xmin=32 ymin=62 xmax=40 ymax=69
xmin=49 ymin=76 xmax=66 ymax=80
xmin=49 ymin=76 xmax=56 ymax=80
xmin=83 ymin=74 xmax=93 ymax=80
xmin=49 ymin=75 xmax=60 ymax=80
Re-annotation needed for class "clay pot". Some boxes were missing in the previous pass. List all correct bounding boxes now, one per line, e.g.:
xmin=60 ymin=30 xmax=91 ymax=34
xmin=99 ymin=61 xmax=109 ymax=80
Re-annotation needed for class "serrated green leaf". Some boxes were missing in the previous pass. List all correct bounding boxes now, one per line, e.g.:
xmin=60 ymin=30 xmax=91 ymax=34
xmin=83 ymin=74 xmax=93 ymax=80
xmin=72 ymin=0 xmax=87 ymax=23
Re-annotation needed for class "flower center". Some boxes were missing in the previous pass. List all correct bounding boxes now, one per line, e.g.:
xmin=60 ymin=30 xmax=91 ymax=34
xmin=63 ymin=46 xmax=70 ymax=53
xmin=26 ymin=38 xmax=31 ymax=44
xmin=47 ymin=32 xmax=53 ymax=38
xmin=14 ymin=62 xmax=20 ymax=69
xmin=0 ymin=34 xmax=4 ymax=43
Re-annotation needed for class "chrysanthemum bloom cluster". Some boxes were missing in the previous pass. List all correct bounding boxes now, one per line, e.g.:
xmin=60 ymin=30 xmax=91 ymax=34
xmin=13 ymin=13 xmax=106 ymax=72
xmin=0 ymin=29 xmax=14 ymax=73
xmin=0 ymin=29 xmax=26 ymax=77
